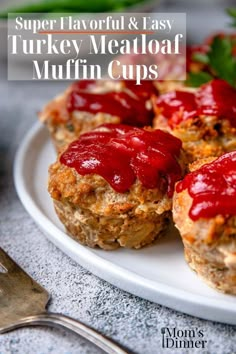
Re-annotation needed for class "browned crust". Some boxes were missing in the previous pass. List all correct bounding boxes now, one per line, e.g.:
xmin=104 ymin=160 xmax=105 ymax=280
xmin=46 ymin=111 xmax=120 ymax=153
xmin=40 ymin=99 xmax=121 ymax=153
xmin=154 ymin=81 xmax=186 ymax=94
xmin=184 ymin=243 xmax=236 ymax=294
xmin=173 ymin=163 xmax=236 ymax=294
xmin=48 ymin=148 xmax=187 ymax=249
xmin=39 ymin=80 xmax=157 ymax=153
xmin=54 ymin=199 xmax=171 ymax=250
xmin=48 ymin=161 xmax=175 ymax=213
xmin=153 ymin=113 xmax=236 ymax=163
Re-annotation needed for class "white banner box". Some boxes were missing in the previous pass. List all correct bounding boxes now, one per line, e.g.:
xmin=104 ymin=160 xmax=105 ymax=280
xmin=8 ymin=13 xmax=186 ymax=82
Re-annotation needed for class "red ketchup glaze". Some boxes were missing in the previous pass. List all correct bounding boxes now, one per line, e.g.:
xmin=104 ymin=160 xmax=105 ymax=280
xmin=176 ymin=151 xmax=236 ymax=221
xmin=67 ymin=80 xmax=158 ymax=127
xmin=68 ymin=91 xmax=153 ymax=126
xmin=60 ymin=124 xmax=182 ymax=196
xmin=70 ymin=80 xmax=96 ymax=91
xmin=124 ymin=80 xmax=158 ymax=99
xmin=155 ymin=79 xmax=236 ymax=128
xmin=155 ymin=91 xmax=197 ymax=128
xmin=196 ymin=80 xmax=236 ymax=127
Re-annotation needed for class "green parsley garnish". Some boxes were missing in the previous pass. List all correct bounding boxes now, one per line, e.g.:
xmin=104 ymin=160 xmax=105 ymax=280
xmin=227 ymin=7 xmax=236 ymax=27
xmin=186 ymin=8 xmax=236 ymax=88
xmin=208 ymin=36 xmax=236 ymax=86
xmin=185 ymin=72 xmax=213 ymax=87
xmin=191 ymin=52 xmax=209 ymax=64
xmin=186 ymin=35 xmax=236 ymax=88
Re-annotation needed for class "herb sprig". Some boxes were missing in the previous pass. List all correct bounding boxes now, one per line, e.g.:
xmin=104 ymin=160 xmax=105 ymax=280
xmin=227 ymin=8 xmax=236 ymax=27
xmin=187 ymin=8 xmax=236 ymax=88
xmin=186 ymin=36 xmax=236 ymax=88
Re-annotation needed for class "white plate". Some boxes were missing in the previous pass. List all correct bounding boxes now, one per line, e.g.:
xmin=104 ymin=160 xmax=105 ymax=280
xmin=14 ymin=122 xmax=236 ymax=325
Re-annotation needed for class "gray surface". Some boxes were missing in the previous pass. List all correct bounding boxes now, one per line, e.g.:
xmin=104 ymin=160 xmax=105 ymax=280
xmin=0 ymin=68 xmax=236 ymax=354
xmin=161 ymin=0 xmax=236 ymax=44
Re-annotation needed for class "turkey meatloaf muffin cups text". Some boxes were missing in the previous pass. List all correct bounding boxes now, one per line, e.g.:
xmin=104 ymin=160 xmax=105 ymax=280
xmin=48 ymin=124 xmax=186 ymax=250
xmin=173 ymin=151 xmax=236 ymax=294
xmin=40 ymin=79 xmax=158 ymax=152
xmin=153 ymin=79 xmax=236 ymax=162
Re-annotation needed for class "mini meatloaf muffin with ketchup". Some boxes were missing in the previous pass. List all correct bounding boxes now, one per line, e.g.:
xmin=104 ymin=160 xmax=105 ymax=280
xmin=153 ymin=79 xmax=236 ymax=162
xmin=40 ymin=79 xmax=158 ymax=152
xmin=48 ymin=124 xmax=186 ymax=250
xmin=173 ymin=151 xmax=236 ymax=294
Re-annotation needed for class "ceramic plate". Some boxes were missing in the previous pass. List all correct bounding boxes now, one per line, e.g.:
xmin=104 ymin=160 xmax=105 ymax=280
xmin=14 ymin=123 xmax=236 ymax=325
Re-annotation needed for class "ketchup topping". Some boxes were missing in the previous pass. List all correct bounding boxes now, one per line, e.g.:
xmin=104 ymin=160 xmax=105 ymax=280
xmin=176 ymin=151 xmax=236 ymax=221
xmin=155 ymin=79 xmax=236 ymax=128
xmin=71 ymin=80 xmax=96 ymax=91
xmin=60 ymin=124 xmax=182 ymax=195
xmin=67 ymin=80 xmax=158 ymax=127
xmin=155 ymin=91 xmax=197 ymax=128
xmin=196 ymin=80 xmax=236 ymax=127
xmin=124 ymin=80 xmax=158 ymax=99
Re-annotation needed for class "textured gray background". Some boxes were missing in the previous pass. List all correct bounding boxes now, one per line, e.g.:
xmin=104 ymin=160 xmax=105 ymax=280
xmin=1 ymin=1 xmax=236 ymax=348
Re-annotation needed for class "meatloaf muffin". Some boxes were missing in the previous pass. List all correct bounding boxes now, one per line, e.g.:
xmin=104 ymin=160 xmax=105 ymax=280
xmin=48 ymin=124 xmax=186 ymax=250
xmin=173 ymin=151 xmax=236 ymax=294
xmin=153 ymin=79 xmax=236 ymax=162
xmin=39 ymin=79 xmax=158 ymax=152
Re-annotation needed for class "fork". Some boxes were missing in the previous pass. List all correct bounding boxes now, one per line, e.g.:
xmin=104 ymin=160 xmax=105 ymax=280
xmin=0 ymin=247 xmax=128 ymax=354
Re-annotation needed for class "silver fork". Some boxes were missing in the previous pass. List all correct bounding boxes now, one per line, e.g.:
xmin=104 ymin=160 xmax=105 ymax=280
xmin=0 ymin=247 xmax=128 ymax=354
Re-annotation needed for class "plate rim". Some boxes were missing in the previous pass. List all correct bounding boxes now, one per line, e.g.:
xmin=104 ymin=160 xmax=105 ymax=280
xmin=14 ymin=122 xmax=236 ymax=325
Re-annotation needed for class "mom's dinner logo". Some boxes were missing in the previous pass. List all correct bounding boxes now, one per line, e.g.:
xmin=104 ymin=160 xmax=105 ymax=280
xmin=161 ymin=327 xmax=207 ymax=349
